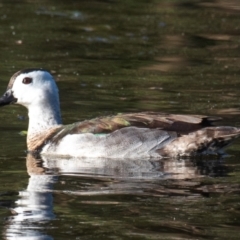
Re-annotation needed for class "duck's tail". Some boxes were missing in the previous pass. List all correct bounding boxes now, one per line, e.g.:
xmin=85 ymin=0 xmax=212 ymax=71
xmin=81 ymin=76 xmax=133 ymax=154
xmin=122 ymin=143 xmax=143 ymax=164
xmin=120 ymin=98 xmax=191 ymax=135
xmin=159 ymin=126 xmax=240 ymax=157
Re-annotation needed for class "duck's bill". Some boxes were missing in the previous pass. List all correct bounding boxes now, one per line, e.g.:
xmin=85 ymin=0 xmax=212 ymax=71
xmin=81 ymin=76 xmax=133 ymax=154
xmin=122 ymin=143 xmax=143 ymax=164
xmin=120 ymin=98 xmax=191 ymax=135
xmin=0 ymin=89 xmax=17 ymax=106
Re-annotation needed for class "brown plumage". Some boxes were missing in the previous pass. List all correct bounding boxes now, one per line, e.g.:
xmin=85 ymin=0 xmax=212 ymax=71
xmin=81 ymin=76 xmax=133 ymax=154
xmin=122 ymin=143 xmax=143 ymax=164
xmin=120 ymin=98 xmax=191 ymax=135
xmin=72 ymin=112 xmax=221 ymax=134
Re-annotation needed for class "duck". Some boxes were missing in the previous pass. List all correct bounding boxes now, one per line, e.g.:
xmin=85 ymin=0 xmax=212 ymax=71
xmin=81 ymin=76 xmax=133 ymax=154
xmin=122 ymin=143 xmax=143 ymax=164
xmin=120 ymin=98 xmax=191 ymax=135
xmin=0 ymin=68 xmax=239 ymax=159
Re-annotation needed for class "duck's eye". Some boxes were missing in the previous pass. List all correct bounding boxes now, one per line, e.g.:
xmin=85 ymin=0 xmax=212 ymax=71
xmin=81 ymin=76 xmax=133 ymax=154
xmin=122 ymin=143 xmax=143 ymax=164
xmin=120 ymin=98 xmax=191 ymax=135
xmin=22 ymin=77 xmax=32 ymax=84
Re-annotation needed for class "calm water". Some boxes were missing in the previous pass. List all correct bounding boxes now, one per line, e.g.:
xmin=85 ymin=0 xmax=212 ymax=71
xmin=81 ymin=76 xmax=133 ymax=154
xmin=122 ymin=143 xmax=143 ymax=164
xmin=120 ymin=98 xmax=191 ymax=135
xmin=0 ymin=0 xmax=240 ymax=239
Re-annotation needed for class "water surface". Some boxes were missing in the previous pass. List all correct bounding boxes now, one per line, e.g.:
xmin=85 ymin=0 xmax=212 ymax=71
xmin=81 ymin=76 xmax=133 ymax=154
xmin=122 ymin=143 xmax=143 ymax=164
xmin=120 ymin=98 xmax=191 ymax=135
xmin=0 ymin=0 xmax=240 ymax=239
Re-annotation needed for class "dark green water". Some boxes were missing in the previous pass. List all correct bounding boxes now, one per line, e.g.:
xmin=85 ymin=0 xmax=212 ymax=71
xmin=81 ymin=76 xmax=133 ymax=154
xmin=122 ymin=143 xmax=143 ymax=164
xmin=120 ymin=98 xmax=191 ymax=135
xmin=0 ymin=0 xmax=240 ymax=239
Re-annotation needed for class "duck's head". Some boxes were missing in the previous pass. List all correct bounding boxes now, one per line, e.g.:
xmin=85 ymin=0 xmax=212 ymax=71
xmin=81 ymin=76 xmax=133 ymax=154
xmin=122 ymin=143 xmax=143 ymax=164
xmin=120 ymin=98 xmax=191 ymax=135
xmin=0 ymin=68 xmax=59 ymax=108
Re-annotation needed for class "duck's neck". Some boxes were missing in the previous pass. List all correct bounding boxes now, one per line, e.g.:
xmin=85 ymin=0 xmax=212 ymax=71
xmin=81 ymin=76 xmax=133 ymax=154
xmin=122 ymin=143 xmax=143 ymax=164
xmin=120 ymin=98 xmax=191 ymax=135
xmin=27 ymin=100 xmax=62 ymax=137
xmin=26 ymin=100 xmax=62 ymax=151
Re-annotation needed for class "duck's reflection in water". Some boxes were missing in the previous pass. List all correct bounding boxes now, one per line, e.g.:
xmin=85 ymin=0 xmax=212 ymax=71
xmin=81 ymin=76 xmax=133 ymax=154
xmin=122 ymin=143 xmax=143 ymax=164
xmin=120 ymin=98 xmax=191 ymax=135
xmin=5 ymin=160 xmax=56 ymax=240
xmin=5 ymin=154 xmax=227 ymax=239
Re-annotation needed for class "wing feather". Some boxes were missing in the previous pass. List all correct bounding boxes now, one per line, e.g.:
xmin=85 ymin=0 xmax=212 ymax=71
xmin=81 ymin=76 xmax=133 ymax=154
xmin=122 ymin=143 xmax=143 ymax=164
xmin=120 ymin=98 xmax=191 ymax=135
xmin=71 ymin=112 xmax=221 ymax=134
